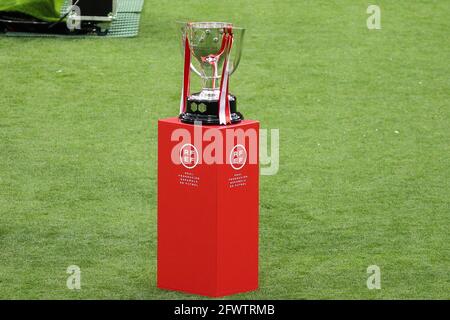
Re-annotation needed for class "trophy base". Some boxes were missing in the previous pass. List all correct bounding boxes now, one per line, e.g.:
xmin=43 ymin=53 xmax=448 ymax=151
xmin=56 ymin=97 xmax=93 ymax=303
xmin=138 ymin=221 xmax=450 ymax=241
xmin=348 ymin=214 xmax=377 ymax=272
xmin=179 ymin=93 xmax=244 ymax=125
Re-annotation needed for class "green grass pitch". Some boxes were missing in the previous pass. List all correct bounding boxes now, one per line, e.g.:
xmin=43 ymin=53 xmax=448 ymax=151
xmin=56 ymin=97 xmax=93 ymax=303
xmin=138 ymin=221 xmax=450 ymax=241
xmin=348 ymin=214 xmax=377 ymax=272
xmin=0 ymin=0 xmax=449 ymax=299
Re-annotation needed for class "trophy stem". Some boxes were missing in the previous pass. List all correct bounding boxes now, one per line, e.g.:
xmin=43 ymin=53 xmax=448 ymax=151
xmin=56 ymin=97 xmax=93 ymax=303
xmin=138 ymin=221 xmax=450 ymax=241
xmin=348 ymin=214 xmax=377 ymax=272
xmin=202 ymin=77 xmax=220 ymax=91
xmin=200 ymin=58 xmax=220 ymax=90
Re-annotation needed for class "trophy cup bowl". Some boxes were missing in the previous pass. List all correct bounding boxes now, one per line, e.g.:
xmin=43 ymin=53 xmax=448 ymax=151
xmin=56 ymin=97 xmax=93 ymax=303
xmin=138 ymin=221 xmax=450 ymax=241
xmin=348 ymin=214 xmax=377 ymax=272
xmin=178 ymin=22 xmax=245 ymax=125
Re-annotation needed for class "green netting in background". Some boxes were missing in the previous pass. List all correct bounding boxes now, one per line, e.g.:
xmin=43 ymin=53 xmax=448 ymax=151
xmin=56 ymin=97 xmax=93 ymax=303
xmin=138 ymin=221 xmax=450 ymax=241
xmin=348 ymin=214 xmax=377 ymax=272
xmin=0 ymin=0 xmax=65 ymax=22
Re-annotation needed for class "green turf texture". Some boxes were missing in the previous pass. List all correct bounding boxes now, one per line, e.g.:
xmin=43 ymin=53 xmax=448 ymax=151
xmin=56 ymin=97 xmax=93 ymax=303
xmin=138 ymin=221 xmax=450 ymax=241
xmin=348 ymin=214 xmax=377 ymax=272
xmin=0 ymin=0 xmax=449 ymax=299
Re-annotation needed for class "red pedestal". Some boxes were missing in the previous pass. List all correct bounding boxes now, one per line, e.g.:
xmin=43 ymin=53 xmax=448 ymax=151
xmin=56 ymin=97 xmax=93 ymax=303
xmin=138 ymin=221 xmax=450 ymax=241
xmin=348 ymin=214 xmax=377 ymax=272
xmin=157 ymin=117 xmax=259 ymax=297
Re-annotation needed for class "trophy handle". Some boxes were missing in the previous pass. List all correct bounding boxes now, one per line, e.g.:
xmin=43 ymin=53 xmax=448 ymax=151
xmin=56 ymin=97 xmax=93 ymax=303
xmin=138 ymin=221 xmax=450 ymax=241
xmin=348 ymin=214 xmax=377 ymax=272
xmin=228 ymin=27 xmax=245 ymax=76
xmin=190 ymin=63 xmax=202 ymax=77
xmin=177 ymin=21 xmax=203 ymax=77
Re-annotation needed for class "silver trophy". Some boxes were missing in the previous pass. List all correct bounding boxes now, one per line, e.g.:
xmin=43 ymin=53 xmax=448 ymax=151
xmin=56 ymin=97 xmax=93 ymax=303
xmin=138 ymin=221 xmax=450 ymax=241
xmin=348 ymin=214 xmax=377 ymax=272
xmin=179 ymin=22 xmax=245 ymax=125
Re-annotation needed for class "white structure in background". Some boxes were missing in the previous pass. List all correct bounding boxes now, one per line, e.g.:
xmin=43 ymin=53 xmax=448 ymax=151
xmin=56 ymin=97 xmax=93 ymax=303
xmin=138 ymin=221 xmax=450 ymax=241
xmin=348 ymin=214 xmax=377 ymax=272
xmin=68 ymin=0 xmax=117 ymax=32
